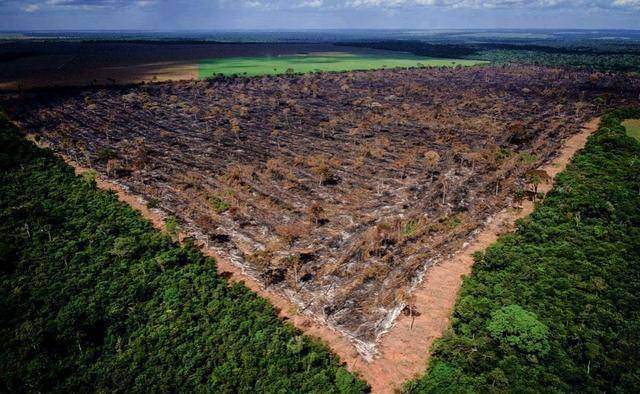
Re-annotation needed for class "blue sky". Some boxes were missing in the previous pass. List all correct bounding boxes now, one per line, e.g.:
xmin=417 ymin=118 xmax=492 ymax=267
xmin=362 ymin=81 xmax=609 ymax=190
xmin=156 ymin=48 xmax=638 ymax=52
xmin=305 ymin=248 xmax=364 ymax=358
xmin=1 ymin=0 xmax=638 ymax=30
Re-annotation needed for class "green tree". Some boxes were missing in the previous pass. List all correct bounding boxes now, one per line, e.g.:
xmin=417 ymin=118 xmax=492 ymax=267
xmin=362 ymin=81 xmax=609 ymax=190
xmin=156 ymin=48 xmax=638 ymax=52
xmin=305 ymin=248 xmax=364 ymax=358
xmin=487 ymin=305 xmax=550 ymax=357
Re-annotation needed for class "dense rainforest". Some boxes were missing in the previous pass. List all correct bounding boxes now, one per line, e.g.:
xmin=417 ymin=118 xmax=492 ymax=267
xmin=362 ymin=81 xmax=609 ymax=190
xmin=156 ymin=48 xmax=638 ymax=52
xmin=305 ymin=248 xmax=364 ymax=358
xmin=0 ymin=116 xmax=367 ymax=393
xmin=340 ymin=41 xmax=640 ymax=72
xmin=406 ymin=108 xmax=640 ymax=393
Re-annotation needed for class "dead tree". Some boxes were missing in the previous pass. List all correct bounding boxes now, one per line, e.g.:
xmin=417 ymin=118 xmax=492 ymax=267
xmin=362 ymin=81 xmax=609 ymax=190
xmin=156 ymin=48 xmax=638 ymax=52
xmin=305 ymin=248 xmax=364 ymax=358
xmin=524 ymin=169 xmax=551 ymax=201
xmin=308 ymin=204 xmax=325 ymax=226
xmin=424 ymin=150 xmax=440 ymax=182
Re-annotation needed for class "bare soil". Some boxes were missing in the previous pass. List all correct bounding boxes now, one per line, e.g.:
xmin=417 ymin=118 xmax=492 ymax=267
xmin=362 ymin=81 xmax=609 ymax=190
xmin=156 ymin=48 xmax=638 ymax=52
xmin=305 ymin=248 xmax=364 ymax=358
xmin=6 ymin=66 xmax=639 ymax=356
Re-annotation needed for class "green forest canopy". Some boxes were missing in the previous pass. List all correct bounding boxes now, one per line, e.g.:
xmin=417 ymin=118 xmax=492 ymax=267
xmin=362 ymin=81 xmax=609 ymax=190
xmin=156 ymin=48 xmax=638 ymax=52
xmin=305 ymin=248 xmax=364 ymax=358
xmin=0 ymin=116 xmax=367 ymax=393
xmin=406 ymin=108 xmax=640 ymax=393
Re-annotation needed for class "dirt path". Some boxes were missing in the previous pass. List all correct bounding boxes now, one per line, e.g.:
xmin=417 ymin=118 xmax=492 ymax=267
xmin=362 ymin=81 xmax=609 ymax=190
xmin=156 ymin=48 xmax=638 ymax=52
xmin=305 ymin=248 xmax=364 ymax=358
xmin=349 ymin=116 xmax=601 ymax=392
xmin=24 ymin=117 xmax=600 ymax=393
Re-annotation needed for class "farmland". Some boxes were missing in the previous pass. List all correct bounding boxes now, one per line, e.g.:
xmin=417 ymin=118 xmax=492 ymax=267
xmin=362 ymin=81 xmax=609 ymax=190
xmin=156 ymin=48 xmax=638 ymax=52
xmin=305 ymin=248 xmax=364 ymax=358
xmin=0 ymin=41 xmax=378 ymax=89
xmin=198 ymin=53 xmax=485 ymax=77
xmin=6 ymin=65 xmax=640 ymax=358
xmin=2 ymin=29 xmax=639 ymax=91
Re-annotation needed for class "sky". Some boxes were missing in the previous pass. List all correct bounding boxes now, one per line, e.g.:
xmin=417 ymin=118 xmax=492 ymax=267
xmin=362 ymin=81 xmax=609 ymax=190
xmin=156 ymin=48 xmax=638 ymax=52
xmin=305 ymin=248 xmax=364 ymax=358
xmin=0 ymin=0 xmax=639 ymax=31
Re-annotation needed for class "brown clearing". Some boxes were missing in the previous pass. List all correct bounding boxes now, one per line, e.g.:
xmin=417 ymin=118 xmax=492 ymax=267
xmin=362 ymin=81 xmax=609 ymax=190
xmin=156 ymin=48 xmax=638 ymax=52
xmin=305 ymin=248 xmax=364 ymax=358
xmin=354 ymin=116 xmax=600 ymax=393
xmin=0 ymin=61 xmax=198 ymax=91
xmin=8 ymin=66 xmax=637 ymax=350
xmin=7 ymin=64 xmax=638 ymax=391
xmin=24 ymin=116 xmax=599 ymax=393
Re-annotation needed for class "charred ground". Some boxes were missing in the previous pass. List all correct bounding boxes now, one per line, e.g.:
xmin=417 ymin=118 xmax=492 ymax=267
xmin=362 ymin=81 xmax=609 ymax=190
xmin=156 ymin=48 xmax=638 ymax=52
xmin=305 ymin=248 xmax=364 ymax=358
xmin=6 ymin=65 xmax=640 ymax=355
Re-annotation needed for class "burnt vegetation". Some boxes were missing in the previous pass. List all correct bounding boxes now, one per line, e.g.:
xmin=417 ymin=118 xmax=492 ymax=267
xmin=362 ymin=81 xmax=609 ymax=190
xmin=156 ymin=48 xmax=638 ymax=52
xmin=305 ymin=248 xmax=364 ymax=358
xmin=6 ymin=65 xmax=640 ymax=350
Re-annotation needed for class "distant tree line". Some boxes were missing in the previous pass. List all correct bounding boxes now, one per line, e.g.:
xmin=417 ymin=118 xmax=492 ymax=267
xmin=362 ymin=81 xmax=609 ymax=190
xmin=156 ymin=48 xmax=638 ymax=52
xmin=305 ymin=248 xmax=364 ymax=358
xmin=339 ymin=41 xmax=478 ymax=58
xmin=340 ymin=40 xmax=640 ymax=72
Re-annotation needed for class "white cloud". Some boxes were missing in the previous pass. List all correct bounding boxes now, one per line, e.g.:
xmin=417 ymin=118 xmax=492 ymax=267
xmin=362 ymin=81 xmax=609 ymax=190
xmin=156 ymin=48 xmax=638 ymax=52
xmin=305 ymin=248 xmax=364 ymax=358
xmin=300 ymin=0 xmax=324 ymax=7
xmin=239 ymin=0 xmax=326 ymax=9
xmin=11 ymin=0 xmax=640 ymax=14
xmin=612 ymin=0 xmax=640 ymax=7
xmin=243 ymin=0 xmax=264 ymax=7
xmin=343 ymin=0 xmax=640 ymax=9
xmin=22 ymin=3 xmax=40 ymax=12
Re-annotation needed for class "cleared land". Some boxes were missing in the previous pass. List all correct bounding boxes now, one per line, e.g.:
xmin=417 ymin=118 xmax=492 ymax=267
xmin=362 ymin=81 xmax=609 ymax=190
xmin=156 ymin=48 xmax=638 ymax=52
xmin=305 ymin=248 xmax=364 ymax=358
xmin=622 ymin=118 xmax=640 ymax=140
xmin=5 ymin=65 xmax=640 ymax=359
xmin=198 ymin=53 xmax=484 ymax=77
xmin=358 ymin=117 xmax=601 ymax=393
xmin=0 ymin=41 xmax=383 ymax=89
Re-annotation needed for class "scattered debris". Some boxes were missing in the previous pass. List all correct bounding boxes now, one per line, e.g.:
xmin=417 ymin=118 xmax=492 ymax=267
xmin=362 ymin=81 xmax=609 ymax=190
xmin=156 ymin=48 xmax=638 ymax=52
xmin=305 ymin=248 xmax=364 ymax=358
xmin=6 ymin=64 xmax=639 ymax=347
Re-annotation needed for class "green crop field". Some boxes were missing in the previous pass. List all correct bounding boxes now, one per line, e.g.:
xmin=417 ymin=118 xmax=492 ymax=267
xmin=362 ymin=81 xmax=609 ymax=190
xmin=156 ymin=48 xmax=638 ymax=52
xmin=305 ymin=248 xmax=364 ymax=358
xmin=622 ymin=119 xmax=640 ymax=141
xmin=198 ymin=52 xmax=485 ymax=78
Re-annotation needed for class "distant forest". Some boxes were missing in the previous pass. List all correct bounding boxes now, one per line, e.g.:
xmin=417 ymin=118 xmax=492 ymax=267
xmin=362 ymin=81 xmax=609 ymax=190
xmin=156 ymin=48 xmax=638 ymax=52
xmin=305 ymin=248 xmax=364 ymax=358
xmin=340 ymin=41 xmax=640 ymax=72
